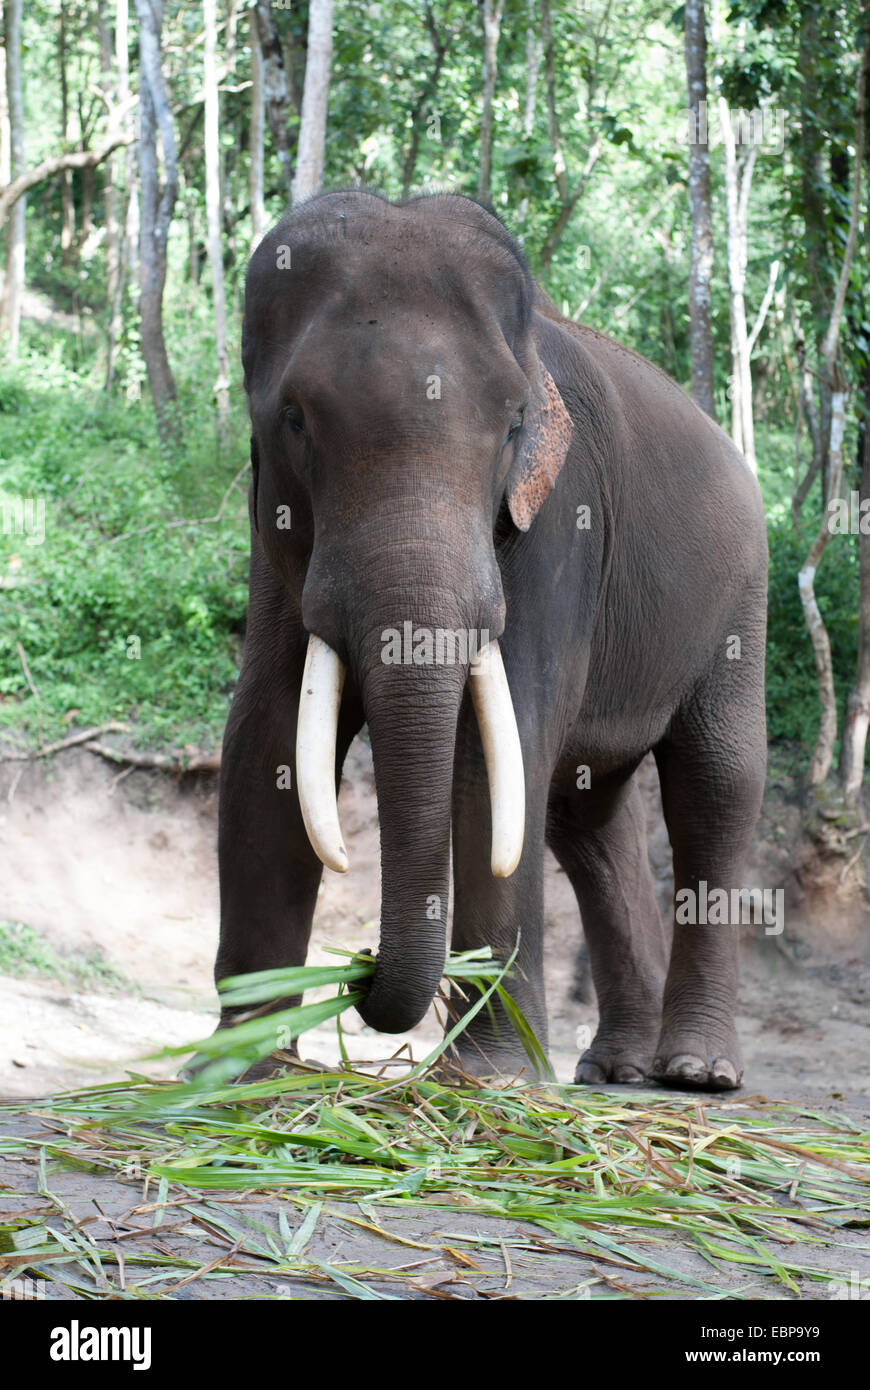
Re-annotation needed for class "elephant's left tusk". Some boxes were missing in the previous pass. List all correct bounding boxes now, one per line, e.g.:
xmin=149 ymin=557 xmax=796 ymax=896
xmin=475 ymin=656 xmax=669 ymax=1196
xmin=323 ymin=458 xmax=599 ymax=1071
xmin=296 ymin=634 xmax=349 ymax=873
xmin=470 ymin=639 xmax=526 ymax=877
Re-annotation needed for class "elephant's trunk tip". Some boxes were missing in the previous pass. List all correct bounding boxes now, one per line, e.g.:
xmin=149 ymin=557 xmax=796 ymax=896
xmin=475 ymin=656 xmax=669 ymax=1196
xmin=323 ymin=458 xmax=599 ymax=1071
xmin=354 ymin=946 xmax=447 ymax=1034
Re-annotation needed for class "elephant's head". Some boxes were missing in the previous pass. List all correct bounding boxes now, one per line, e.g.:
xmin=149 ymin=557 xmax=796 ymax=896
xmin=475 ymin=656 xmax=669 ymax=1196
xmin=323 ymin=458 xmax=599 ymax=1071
xmin=242 ymin=191 xmax=572 ymax=1033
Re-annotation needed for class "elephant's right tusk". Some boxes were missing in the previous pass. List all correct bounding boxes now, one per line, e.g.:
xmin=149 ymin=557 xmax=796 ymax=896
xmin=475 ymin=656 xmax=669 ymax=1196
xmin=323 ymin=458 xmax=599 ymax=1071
xmin=296 ymin=634 xmax=349 ymax=873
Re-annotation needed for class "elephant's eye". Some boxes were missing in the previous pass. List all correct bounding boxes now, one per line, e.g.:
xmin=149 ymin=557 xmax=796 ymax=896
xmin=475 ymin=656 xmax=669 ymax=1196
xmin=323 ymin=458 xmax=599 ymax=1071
xmin=282 ymin=402 xmax=305 ymax=434
xmin=506 ymin=410 xmax=524 ymax=441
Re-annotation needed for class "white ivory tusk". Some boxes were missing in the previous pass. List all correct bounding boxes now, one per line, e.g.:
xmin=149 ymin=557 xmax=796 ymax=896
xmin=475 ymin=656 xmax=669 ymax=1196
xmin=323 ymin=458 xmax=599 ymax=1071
xmin=296 ymin=634 xmax=349 ymax=873
xmin=470 ymin=640 xmax=526 ymax=877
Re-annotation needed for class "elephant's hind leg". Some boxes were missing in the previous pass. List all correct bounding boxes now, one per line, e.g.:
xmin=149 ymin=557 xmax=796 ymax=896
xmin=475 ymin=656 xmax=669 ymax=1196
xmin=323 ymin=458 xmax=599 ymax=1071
xmin=548 ymin=774 xmax=668 ymax=1086
xmin=651 ymin=667 xmax=766 ymax=1091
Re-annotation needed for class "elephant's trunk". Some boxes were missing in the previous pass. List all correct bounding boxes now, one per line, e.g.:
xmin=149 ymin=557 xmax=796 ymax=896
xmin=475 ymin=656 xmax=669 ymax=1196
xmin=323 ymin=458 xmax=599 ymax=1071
xmin=295 ymin=632 xmax=525 ymax=1033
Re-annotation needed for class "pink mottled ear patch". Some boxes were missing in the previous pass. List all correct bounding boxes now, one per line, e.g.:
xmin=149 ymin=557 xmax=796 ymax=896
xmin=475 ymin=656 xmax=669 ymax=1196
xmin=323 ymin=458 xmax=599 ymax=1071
xmin=506 ymin=367 xmax=573 ymax=531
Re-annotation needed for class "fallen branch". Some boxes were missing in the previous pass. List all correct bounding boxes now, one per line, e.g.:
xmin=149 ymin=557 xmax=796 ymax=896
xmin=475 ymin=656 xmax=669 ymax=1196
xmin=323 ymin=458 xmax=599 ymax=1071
xmin=0 ymin=722 xmax=130 ymax=762
xmin=83 ymin=741 xmax=221 ymax=774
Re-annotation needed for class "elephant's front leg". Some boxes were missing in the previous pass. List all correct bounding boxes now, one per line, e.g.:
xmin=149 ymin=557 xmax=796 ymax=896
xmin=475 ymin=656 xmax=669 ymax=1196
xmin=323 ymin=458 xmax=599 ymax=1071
xmin=216 ymin=604 xmax=361 ymax=1037
xmin=448 ymin=691 xmax=551 ymax=1080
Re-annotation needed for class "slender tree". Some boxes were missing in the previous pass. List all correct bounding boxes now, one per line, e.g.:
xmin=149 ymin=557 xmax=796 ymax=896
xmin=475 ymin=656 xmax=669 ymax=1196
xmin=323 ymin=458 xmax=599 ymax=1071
xmin=684 ymin=0 xmax=715 ymax=417
xmin=524 ymin=0 xmax=539 ymax=140
xmin=478 ymin=0 xmax=503 ymax=203
xmin=517 ymin=0 xmax=539 ymax=227
xmin=0 ymin=27 xmax=9 ymax=307
xmin=719 ymin=98 xmax=758 ymax=470
xmin=798 ymin=4 xmax=832 ymax=503
xmin=204 ymin=0 xmax=229 ymax=426
xmin=58 ymin=4 xmax=75 ymax=263
xmin=99 ymin=0 xmax=121 ymax=310
xmin=106 ymin=0 xmax=138 ymax=393
xmin=2 ymin=0 xmax=24 ymax=359
xmin=253 ymin=0 xmax=294 ymax=203
xmin=839 ymin=37 xmax=870 ymax=809
xmin=135 ymin=0 xmax=180 ymax=439
xmin=249 ymin=6 xmax=265 ymax=246
xmin=798 ymin=43 xmax=866 ymax=789
xmin=293 ymin=0 xmax=334 ymax=204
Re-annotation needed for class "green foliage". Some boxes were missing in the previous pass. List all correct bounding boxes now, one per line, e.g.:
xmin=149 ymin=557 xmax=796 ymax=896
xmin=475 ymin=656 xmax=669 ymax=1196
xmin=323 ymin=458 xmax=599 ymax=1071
xmin=1 ymin=0 xmax=867 ymax=779
xmin=0 ymin=351 xmax=249 ymax=750
xmin=0 ymin=919 xmax=130 ymax=991
xmin=757 ymin=424 xmax=861 ymax=751
xmin=766 ymin=522 xmax=859 ymax=747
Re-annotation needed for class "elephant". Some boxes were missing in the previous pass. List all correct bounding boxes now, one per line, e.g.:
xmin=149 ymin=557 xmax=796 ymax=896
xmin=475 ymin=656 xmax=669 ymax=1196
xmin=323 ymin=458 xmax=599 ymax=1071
xmin=214 ymin=188 xmax=767 ymax=1091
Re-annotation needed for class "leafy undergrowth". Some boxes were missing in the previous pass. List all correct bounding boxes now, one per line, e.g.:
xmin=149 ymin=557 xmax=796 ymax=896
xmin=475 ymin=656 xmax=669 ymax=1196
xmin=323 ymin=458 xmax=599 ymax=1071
xmin=0 ymin=354 xmax=249 ymax=753
xmin=0 ymin=919 xmax=132 ymax=993
xmin=0 ymin=952 xmax=868 ymax=1300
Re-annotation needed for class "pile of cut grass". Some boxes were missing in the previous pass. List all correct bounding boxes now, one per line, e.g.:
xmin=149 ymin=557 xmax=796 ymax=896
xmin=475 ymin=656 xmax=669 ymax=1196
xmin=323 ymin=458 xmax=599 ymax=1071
xmin=0 ymin=953 xmax=868 ymax=1300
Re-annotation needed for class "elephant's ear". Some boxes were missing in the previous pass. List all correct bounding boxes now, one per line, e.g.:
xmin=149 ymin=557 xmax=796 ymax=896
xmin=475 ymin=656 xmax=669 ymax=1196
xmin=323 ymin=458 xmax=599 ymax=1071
xmin=505 ymin=366 xmax=573 ymax=532
xmin=250 ymin=434 xmax=260 ymax=534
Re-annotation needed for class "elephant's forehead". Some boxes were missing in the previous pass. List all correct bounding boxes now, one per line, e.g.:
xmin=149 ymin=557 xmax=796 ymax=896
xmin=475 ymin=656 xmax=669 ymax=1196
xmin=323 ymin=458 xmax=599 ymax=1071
xmin=247 ymin=212 xmax=528 ymax=342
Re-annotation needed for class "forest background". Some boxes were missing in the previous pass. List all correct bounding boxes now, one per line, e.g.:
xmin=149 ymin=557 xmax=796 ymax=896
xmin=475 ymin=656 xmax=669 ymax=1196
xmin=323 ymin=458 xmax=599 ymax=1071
xmin=0 ymin=0 xmax=868 ymax=892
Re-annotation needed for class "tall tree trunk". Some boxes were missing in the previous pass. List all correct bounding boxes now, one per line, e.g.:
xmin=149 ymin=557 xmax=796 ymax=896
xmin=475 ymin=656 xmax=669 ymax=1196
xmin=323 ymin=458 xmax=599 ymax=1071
xmin=478 ymin=0 xmax=504 ymax=203
xmin=293 ymin=0 xmax=333 ymax=204
xmin=684 ymin=0 xmax=715 ymax=417
xmin=252 ymin=0 xmax=293 ymax=203
xmin=59 ymin=4 xmax=75 ymax=264
xmin=204 ymin=0 xmax=229 ymax=427
xmin=799 ymin=4 xmax=831 ymax=503
xmin=0 ymin=29 xmax=9 ymax=306
xmin=135 ymin=0 xmax=180 ymax=441
xmin=839 ymin=39 xmax=870 ymax=810
xmin=2 ymin=0 xmax=24 ymax=360
xmin=524 ymin=0 xmax=539 ymax=140
xmin=106 ymin=0 xmax=137 ymax=392
xmin=518 ymin=0 xmax=539 ymax=225
xmin=249 ymin=7 xmax=265 ymax=246
xmin=840 ymin=366 xmax=870 ymax=807
xmin=99 ymin=0 xmax=122 ymax=309
xmin=798 ymin=45 xmax=866 ymax=788
xmin=719 ymin=97 xmax=758 ymax=471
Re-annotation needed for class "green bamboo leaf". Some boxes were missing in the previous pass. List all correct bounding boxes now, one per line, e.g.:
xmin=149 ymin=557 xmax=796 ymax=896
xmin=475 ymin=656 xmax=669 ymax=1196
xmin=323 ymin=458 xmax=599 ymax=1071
xmin=287 ymin=1202 xmax=321 ymax=1257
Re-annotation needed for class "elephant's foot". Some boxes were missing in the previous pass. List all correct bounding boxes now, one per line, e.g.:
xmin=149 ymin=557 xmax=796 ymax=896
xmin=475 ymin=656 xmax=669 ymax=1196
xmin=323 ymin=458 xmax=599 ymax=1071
xmin=573 ymin=1028 xmax=657 ymax=1087
xmin=650 ymin=1021 xmax=743 ymax=1091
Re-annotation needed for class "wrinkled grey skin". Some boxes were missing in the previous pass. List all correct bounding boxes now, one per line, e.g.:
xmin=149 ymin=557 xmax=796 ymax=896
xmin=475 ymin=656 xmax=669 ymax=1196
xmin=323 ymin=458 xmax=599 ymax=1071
xmin=215 ymin=190 xmax=767 ymax=1090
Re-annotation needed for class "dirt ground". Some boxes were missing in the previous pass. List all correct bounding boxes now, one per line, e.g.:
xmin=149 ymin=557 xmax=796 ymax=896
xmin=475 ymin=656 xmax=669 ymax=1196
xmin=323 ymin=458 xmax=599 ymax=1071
xmin=0 ymin=740 xmax=869 ymax=1103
